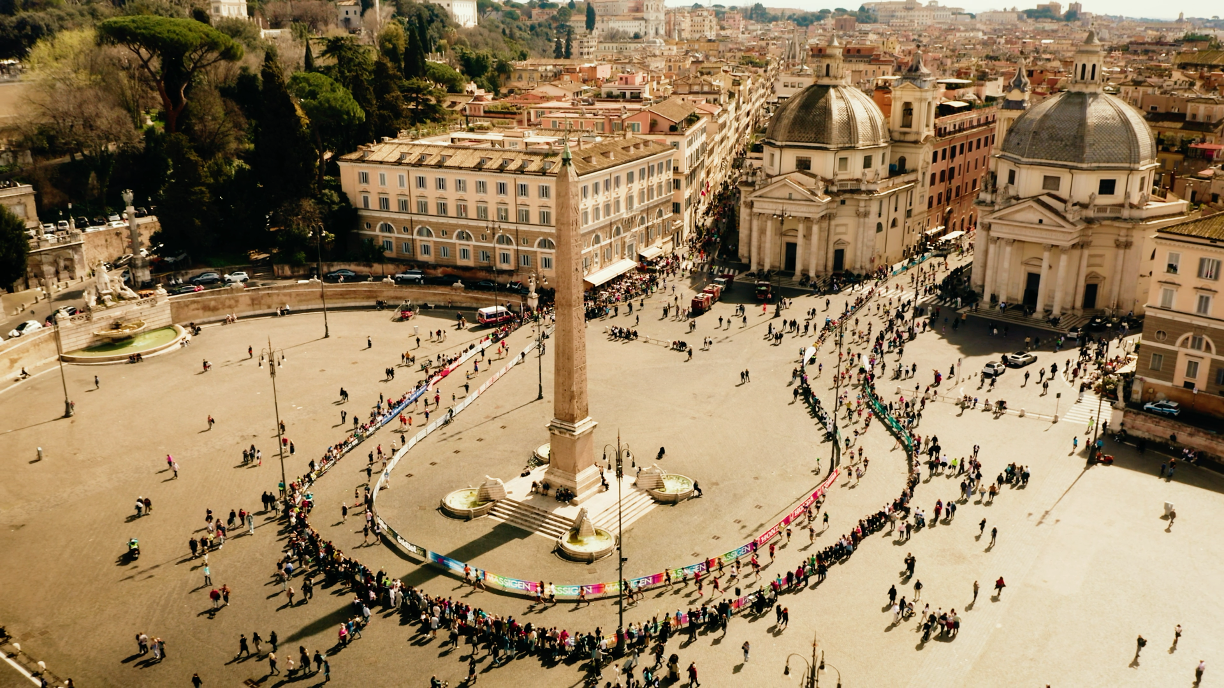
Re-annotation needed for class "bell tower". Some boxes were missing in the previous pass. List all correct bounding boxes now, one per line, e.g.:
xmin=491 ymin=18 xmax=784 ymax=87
xmin=888 ymin=49 xmax=935 ymax=144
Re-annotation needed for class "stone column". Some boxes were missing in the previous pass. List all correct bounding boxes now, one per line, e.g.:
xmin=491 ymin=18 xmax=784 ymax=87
xmin=544 ymin=144 xmax=601 ymax=503
xmin=972 ymin=223 xmax=991 ymax=291
xmin=749 ymin=212 xmax=759 ymax=271
xmin=1109 ymin=238 xmax=1129 ymax=310
xmin=856 ymin=206 xmax=871 ymax=271
xmin=1051 ymin=246 xmax=1071 ymax=317
xmin=795 ymin=217 xmax=806 ymax=276
xmin=762 ymin=215 xmax=774 ymax=271
xmin=996 ymin=239 xmax=1015 ymax=304
xmin=984 ymin=236 xmax=999 ymax=302
xmin=1035 ymin=244 xmax=1052 ymax=314
xmin=810 ymin=216 xmax=824 ymax=277
xmin=1072 ymin=241 xmax=1091 ymax=313
xmin=826 ymin=215 xmax=837 ymax=272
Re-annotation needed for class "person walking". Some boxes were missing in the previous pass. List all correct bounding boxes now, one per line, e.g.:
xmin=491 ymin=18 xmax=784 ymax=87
xmin=1174 ymin=624 xmax=1182 ymax=649
xmin=268 ymin=652 xmax=279 ymax=675
xmin=203 ymin=565 xmax=212 ymax=586
xmin=94 ymin=375 xmax=100 ymax=389
xmin=972 ymin=580 xmax=979 ymax=604
xmin=1135 ymin=635 xmax=1147 ymax=658
xmin=990 ymin=527 xmax=998 ymax=546
xmin=741 ymin=640 xmax=750 ymax=663
xmin=236 ymin=634 xmax=250 ymax=659
xmin=191 ymin=674 xmax=202 ymax=688
xmin=1196 ymin=660 xmax=1205 ymax=685
xmin=994 ymin=577 xmax=1006 ymax=597
xmin=687 ymin=661 xmax=700 ymax=687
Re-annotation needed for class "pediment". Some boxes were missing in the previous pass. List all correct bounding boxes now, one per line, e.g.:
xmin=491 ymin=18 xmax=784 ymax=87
xmin=987 ymin=196 xmax=1078 ymax=230
xmin=749 ymin=175 xmax=826 ymax=204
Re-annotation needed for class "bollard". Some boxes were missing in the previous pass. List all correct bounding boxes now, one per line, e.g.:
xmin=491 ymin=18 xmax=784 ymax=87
xmin=36 ymin=447 xmax=43 ymax=462
xmin=1052 ymin=415 xmax=1059 ymax=423
xmin=1018 ymin=408 xmax=1025 ymax=417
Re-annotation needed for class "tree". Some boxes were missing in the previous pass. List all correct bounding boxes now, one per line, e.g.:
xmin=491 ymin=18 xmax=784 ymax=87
xmin=425 ymin=60 xmax=466 ymax=92
xmin=553 ymin=35 xmax=563 ymax=57
xmin=96 ymin=15 xmax=243 ymax=133
xmin=252 ymin=52 xmax=316 ymax=219
xmin=564 ymin=29 xmax=572 ymax=58
xmin=155 ymin=133 xmax=213 ymax=255
xmin=303 ymin=38 xmax=314 ymax=71
xmin=585 ymin=1 xmax=595 ymax=31
xmin=0 ymin=205 xmax=27 ymax=289
xmin=288 ymin=71 xmax=364 ymax=187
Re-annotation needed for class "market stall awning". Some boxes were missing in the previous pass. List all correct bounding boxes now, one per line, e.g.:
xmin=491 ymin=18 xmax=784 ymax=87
xmin=925 ymin=225 xmax=946 ymax=236
xmin=638 ymin=245 xmax=664 ymax=261
xmin=940 ymin=230 xmax=965 ymax=242
xmin=583 ymin=258 xmax=638 ymax=288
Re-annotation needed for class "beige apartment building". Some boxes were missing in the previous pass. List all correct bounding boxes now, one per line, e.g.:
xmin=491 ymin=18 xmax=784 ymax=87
xmin=1136 ymin=213 xmax=1224 ymax=415
xmin=336 ymin=136 xmax=676 ymax=281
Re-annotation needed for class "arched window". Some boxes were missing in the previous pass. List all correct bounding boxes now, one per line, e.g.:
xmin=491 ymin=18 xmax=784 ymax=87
xmin=536 ymin=238 xmax=556 ymax=249
xmin=825 ymin=64 xmax=830 ymax=77
xmin=891 ymin=218 xmax=898 ymax=228
xmin=455 ymin=230 xmax=473 ymax=241
xmin=593 ymin=233 xmax=603 ymax=244
xmin=378 ymin=222 xmax=394 ymax=233
xmin=496 ymin=234 xmax=514 ymax=245
xmin=896 ymin=156 xmax=907 ymax=173
xmin=876 ymin=222 xmax=883 ymax=233
xmin=638 ymin=215 xmax=647 ymax=227
xmin=901 ymin=103 xmax=913 ymax=129
xmin=613 ymin=225 xmax=622 ymax=237
xmin=416 ymin=226 xmax=434 ymax=237
xmin=656 ymin=209 xmax=664 ymax=220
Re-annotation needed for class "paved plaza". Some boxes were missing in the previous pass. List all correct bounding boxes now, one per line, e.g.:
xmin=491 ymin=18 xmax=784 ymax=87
xmin=1 ymin=263 xmax=1222 ymax=688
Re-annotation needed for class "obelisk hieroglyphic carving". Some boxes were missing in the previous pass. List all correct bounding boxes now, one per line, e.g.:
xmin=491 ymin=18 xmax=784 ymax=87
xmin=543 ymin=142 xmax=601 ymax=503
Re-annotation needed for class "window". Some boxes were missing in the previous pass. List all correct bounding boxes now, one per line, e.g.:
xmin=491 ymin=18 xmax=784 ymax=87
xmin=930 ymin=173 xmax=937 ymax=186
xmin=1167 ymin=252 xmax=1181 ymax=274
xmin=593 ymin=206 xmax=601 ymax=221
xmin=420 ymin=243 xmax=431 ymax=256
xmin=398 ymin=174 xmax=406 ymax=188
xmin=838 ymin=157 xmax=848 ymax=172
xmin=1149 ymin=353 xmax=1164 ymax=371
xmin=455 ymin=230 xmax=472 ymax=241
xmin=476 ymin=180 xmax=487 ymax=194
xmin=539 ymin=184 xmax=551 ymax=199
xmin=378 ymin=197 xmax=390 ymax=210
xmin=358 ymin=171 xmax=369 ymax=184
xmin=672 ymin=202 xmax=681 ymax=214
xmin=582 ymin=210 xmax=589 ymax=225
xmin=542 ymin=255 xmax=553 ymax=269
xmin=796 ymin=156 xmax=811 ymax=171
xmin=436 ymin=177 xmax=446 ymax=191
xmin=378 ymin=172 xmax=386 ymax=186
xmin=496 ymin=182 xmax=508 ymax=196
xmin=479 ymin=250 xmax=491 ymax=262
xmin=1098 ymin=179 xmax=1116 ymax=195
xmin=497 ymin=207 xmax=510 ymax=222
xmin=1198 ymin=257 xmax=1220 ymax=280
xmin=460 ymin=247 xmax=471 ymax=260
xmin=517 ymin=182 xmax=528 ymax=197
xmin=931 ymin=151 xmax=939 ymax=164
xmin=939 ymin=170 xmax=946 ymax=183
xmin=1196 ymin=294 xmax=1212 ymax=316
xmin=540 ymin=209 xmax=552 ymax=225
xmin=1217 ymin=368 xmax=1224 ymax=386
xmin=499 ymin=251 xmax=511 ymax=265
xmin=415 ymin=175 xmax=426 ymax=189
xmin=456 ymin=203 xmax=468 ymax=218
xmin=518 ymin=208 xmax=530 ymax=223
xmin=361 ymin=195 xmax=370 ymax=209
xmin=1189 ymin=335 xmax=1205 ymax=351
xmin=1042 ymin=175 xmax=1060 ymax=191
xmin=1007 ymin=169 xmax=1016 ymax=185
xmin=1186 ymin=359 xmax=1200 ymax=380
xmin=398 ymin=198 xmax=408 ymax=212
xmin=378 ymin=222 xmax=393 ymax=233
xmin=439 ymin=245 xmax=449 ymax=258
xmin=401 ymin=242 xmax=411 ymax=254
xmin=476 ymin=204 xmax=489 ymax=220
xmin=456 ymin=179 xmax=467 ymax=192
xmin=901 ymin=102 xmax=913 ymax=128
xmin=416 ymin=227 xmax=433 ymax=237
xmin=436 ymin=201 xmax=448 ymax=216
xmin=520 ymin=254 xmax=531 ymax=267
xmin=381 ymin=239 xmax=392 ymax=252
xmin=863 ymin=154 xmax=873 ymax=169
xmin=417 ymin=199 xmax=428 ymax=214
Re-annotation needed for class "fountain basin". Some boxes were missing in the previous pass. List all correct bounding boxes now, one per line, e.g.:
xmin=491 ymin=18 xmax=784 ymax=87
xmin=556 ymin=527 xmax=615 ymax=562
xmin=647 ymin=474 xmax=695 ymax=504
xmin=534 ymin=443 xmax=550 ymax=462
xmin=62 ymin=325 xmax=187 ymax=364
xmin=440 ymin=488 xmax=493 ymax=520
xmin=93 ymin=320 xmax=147 ymax=340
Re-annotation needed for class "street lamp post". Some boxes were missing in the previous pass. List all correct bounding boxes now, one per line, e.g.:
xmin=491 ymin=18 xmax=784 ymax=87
xmin=528 ymin=273 xmax=546 ymax=401
xmin=603 ymin=437 xmax=630 ymax=644
xmin=52 ymin=317 xmax=73 ymax=418
xmin=828 ymin=315 xmax=846 ymax=476
xmin=262 ymin=337 xmax=290 ymax=511
xmin=315 ymin=225 xmax=330 ymax=338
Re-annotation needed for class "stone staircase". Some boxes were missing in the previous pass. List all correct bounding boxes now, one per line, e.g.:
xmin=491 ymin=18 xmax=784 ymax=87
xmin=589 ymin=487 xmax=657 ymax=533
xmin=959 ymin=304 xmax=1091 ymax=334
xmin=487 ymin=499 xmax=573 ymax=540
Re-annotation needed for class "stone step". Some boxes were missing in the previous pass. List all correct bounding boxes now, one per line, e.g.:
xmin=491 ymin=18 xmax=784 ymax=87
xmin=487 ymin=499 xmax=572 ymax=539
xmin=590 ymin=489 xmax=657 ymax=532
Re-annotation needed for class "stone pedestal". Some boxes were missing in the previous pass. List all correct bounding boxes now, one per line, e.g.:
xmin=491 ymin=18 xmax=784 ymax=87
xmin=477 ymin=476 xmax=507 ymax=502
xmin=544 ymin=416 xmax=602 ymax=502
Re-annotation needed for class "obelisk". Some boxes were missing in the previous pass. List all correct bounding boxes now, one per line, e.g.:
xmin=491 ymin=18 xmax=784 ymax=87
xmin=543 ymin=141 xmax=601 ymax=503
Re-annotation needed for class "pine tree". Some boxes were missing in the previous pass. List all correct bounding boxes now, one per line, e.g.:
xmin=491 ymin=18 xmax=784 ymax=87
xmin=554 ymin=36 xmax=564 ymax=58
xmin=585 ymin=2 xmax=595 ymax=32
xmin=564 ymin=30 xmax=573 ymax=58
xmin=304 ymin=39 xmax=315 ymax=72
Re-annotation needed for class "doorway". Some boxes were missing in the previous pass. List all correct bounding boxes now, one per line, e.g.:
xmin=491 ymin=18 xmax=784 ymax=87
xmin=1082 ymin=283 xmax=1098 ymax=310
xmin=832 ymin=248 xmax=845 ymax=272
xmin=784 ymin=242 xmax=797 ymax=272
xmin=1023 ymin=272 xmax=1040 ymax=309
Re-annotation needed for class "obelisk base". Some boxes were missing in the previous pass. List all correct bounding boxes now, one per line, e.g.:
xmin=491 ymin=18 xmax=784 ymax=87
xmin=544 ymin=416 xmax=602 ymax=504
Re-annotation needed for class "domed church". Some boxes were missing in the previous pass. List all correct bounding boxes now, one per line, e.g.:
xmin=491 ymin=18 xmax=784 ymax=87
xmin=973 ymin=31 xmax=1188 ymax=319
xmin=737 ymin=36 xmax=939 ymax=278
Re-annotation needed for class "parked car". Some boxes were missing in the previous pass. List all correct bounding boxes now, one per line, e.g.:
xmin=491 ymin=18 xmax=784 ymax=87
xmin=189 ymin=271 xmax=222 ymax=285
xmin=1002 ymin=351 xmax=1037 ymax=367
xmin=472 ymin=280 xmax=498 ymax=291
xmin=8 ymin=320 xmax=43 ymax=338
xmin=53 ymin=306 xmax=79 ymax=321
xmin=134 ymin=207 xmax=148 ymax=218
xmin=223 ymin=271 xmax=250 ymax=284
xmin=324 ymin=269 xmax=369 ymax=282
xmin=107 ymin=213 xmax=121 ymax=223
xmin=90 ymin=216 xmax=107 ymax=228
xmin=506 ymin=280 xmax=529 ymax=294
xmin=113 ymin=254 xmax=134 ymax=268
xmin=982 ymin=361 xmax=1006 ymax=378
xmin=1065 ymin=326 xmax=1083 ymax=340
xmin=40 ymin=223 xmax=54 ymax=233
xmin=56 ymin=220 xmax=70 ymax=231
xmin=1143 ymin=400 xmax=1181 ymax=417
xmin=75 ymin=216 xmax=90 ymax=229
xmin=170 ymin=284 xmax=203 ymax=295
xmin=393 ymin=270 xmax=424 ymax=285
xmin=425 ymin=274 xmax=461 ymax=286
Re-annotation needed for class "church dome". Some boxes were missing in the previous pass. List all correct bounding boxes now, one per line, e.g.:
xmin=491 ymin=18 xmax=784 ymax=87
xmin=999 ymin=89 xmax=1155 ymax=169
xmin=764 ymin=83 xmax=889 ymax=150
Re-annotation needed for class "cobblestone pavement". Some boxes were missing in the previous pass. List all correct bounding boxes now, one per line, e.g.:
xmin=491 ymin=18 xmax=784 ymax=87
xmin=1 ymin=262 xmax=1222 ymax=688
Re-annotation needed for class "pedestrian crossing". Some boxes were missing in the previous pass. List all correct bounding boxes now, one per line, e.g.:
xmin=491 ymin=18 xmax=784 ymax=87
xmin=1060 ymin=391 xmax=1112 ymax=426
